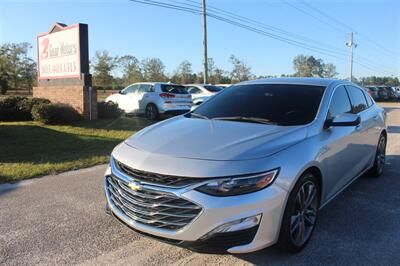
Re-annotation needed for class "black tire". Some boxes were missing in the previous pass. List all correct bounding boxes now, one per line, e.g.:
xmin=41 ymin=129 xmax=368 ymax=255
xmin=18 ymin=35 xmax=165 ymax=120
xmin=145 ymin=104 xmax=159 ymax=121
xmin=368 ymin=134 xmax=387 ymax=177
xmin=278 ymin=172 xmax=320 ymax=253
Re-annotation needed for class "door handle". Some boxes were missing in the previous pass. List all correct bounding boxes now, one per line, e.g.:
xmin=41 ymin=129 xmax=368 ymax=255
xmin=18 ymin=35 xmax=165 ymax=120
xmin=373 ymin=115 xmax=379 ymax=120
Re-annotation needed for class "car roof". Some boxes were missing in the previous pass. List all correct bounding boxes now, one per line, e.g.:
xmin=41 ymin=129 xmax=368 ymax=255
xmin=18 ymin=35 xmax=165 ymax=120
xmin=128 ymin=82 xmax=181 ymax=86
xmin=238 ymin=77 xmax=342 ymax=87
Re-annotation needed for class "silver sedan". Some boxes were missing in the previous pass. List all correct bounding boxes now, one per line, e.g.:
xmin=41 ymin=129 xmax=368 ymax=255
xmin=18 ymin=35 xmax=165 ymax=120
xmin=104 ymin=78 xmax=387 ymax=254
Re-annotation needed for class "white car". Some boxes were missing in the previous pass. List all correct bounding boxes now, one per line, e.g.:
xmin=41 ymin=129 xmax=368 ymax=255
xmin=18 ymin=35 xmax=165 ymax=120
xmin=106 ymin=82 xmax=192 ymax=120
xmin=185 ymin=84 xmax=223 ymax=105
xmin=395 ymin=87 xmax=400 ymax=98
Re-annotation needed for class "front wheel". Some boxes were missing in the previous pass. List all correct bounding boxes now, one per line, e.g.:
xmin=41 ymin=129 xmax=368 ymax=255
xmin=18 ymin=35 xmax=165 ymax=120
xmin=278 ymin=172 xmax=320 ymax=253
xmin=145 ymin=104 xmax=159 ymax=121
xmin=368 ymin=134 xmax=386 ymax=177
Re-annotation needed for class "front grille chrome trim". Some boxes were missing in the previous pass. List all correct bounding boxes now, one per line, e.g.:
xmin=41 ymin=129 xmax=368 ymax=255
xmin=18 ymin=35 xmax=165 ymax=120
xmin=105 ymin=162 xmax=203 ymax=231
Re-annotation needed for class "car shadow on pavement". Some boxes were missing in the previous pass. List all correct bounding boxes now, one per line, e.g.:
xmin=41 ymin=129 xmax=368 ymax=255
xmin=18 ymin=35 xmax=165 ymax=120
xmin=234 ymin=155 xmax=400 ymax=265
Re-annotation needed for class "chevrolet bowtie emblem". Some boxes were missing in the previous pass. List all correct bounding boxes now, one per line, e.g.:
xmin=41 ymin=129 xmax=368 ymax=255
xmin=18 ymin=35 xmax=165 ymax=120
xmin=128 ymin=182 xmax=141 ymax=191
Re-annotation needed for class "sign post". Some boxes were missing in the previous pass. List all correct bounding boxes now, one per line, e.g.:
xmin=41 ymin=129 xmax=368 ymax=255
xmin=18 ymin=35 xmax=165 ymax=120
xmin=33 ymin=23 xmax=97 ymax=120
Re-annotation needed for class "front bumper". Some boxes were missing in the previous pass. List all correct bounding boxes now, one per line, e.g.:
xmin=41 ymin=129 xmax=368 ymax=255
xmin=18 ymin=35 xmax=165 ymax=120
xmin=104 ymin=165 xmax=288 ymax=253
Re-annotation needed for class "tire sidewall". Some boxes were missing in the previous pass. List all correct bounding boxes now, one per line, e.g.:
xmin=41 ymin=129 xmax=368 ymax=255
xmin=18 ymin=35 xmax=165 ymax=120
xmin=146 ymin=104 xmax=158 ymax=121
xmin=278 ymin=172 xmax=320 ymax=253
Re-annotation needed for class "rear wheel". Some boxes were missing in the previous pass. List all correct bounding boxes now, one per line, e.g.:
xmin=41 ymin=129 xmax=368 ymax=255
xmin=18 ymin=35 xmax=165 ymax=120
xmin=145 ymin=104 xmax=159 ymax=121
xmin=369 ymin=134 xmax=386 ymax=177
xmin=278 ymin=172 xmax=320 ymax=253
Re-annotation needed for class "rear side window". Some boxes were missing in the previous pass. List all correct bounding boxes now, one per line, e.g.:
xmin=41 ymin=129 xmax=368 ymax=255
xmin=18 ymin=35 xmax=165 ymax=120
xmin=362 ymin=89 xmax=374 ymax=107
xmin=328 ymin=86 xmax=352 ymax=118
xmin=161 ymin=84 xmax=188 ymax=94
xmin=346 ymin=86 xmax=368 ymax=113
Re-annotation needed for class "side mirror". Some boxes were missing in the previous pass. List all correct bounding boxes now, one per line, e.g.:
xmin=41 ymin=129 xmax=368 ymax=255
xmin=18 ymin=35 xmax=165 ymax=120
xmin=325 ymin=113 xmax=361 ymax=128
xmin=119 ymin=90 xmax=125 ymax=95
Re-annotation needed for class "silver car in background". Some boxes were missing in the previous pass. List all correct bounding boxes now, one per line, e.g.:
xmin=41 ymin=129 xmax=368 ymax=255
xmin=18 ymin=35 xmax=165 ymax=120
xmin=106 ymin=82 xmax=192 ymax=120
xmin=185 ymin=84 xmax=223 ymax=105
xmin=105 ymin=78 xmax=387 ymax=253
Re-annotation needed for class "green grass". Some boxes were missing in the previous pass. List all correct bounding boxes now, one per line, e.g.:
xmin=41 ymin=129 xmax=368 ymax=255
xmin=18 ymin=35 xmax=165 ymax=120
xmin=0 ymin=116 xmax=153 ymax=184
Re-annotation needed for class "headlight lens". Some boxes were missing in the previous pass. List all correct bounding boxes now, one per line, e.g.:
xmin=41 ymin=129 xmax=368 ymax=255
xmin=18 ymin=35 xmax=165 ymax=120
xmin=195 ymin=169 xmax=279 ymax=196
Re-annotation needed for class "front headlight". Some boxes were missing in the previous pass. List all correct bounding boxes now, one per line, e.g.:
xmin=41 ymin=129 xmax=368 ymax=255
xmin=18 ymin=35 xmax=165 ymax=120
xmin=195 ymin=169 xmax=279 ymax=196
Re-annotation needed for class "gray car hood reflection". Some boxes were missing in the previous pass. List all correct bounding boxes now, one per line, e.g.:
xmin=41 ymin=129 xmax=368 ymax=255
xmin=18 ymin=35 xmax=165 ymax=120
xmin=125 ymin=116 xmax=308 ymax=161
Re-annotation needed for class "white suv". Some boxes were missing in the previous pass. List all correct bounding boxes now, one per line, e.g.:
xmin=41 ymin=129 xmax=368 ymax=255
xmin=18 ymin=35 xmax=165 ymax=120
xmin=106 ymin=82 xmax=192 ymax=120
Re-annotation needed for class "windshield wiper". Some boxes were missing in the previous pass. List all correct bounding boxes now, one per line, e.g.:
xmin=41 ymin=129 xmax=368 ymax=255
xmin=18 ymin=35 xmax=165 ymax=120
xmin=212 ymin=116 xmax=277 ymax=125
xmin=188 ymin=112 xmax=210 ymax=120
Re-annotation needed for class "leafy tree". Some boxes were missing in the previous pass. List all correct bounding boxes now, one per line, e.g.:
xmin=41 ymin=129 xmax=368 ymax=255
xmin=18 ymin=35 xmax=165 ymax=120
xmin=0 ymin=43 xmax=36 ymax=92
xmin=205 ymin=58 xmax=231 ymax=84
xmin=359 ymin=76 xmax=399 ymax=86
xmin=118 ymin=55 xmax=143 ymax=86
xmin=293 ymin=55 xmax=323 ymax=77
xmin=172 ymin=60 xmax=196 ymax=84
xmin=141 ymin=58 xmax=167 ymax=82
xmin=92 ymin=50 xmax=117 ymax=90
xmin=293 ymin=55 xmax=338 ymax=78
xmin=229 ymin=55 xmax=252 ymax=83
xmin=323 ymin=63 xmax=338 ymax=78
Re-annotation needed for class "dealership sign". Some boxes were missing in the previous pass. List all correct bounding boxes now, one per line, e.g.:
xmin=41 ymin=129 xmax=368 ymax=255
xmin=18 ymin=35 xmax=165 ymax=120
xmin=37 ymin=23 xmax=89 ymax=80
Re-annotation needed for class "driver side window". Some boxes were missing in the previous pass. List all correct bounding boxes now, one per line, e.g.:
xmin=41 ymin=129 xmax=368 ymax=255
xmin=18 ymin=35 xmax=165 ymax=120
xmin=122 ymin=84 xmax=139 ymax=94
xmin=328 ymin=86 xmax=352 ymax=119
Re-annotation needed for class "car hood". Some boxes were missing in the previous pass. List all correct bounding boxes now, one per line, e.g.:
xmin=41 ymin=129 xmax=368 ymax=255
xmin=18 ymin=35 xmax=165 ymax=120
xmin=125 ymin=116 xmax=308 ymax=161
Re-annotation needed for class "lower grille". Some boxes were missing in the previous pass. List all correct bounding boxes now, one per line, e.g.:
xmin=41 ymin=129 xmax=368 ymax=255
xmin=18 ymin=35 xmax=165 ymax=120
xmin=106 ymin=175 xmax=202 ymax=230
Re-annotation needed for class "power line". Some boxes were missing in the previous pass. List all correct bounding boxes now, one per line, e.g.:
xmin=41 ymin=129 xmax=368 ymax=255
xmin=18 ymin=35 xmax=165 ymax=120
xmin=129 ymin=0 xmax=397 ymax=76
xmin=283 ymin=0 xmax=398 ymax=74
xmin=300 ymin=0 xmax=400 ymax=58
xmin=282 ymin=0 xmax=346 ymax=35
xmin=182 ymin=0 xmax=396 ymax=75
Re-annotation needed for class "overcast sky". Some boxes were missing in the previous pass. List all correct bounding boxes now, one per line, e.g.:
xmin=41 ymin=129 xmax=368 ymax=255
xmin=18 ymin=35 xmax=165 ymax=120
xmin=1 ymin=0 xmax=399 ymax=78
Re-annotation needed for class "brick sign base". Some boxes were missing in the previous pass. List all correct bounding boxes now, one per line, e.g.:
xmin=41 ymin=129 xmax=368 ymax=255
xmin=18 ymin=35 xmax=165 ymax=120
xmin=33 ymin=86 xmax=98 ymax=120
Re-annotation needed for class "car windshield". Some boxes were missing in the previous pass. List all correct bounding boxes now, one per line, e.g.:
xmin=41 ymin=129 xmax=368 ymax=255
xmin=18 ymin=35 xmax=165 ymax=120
xmin=161 ymin=84 xmax=188 ymax=94
xmin=204 ymin=85 xmax=223 ymax=92
xmin=189 ymin=84 xmax=326 ymax=126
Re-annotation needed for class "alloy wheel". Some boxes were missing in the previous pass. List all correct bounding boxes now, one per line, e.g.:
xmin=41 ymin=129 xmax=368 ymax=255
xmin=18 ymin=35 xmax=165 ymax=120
xmin=290 ymin=180 xmax=318 ymax=247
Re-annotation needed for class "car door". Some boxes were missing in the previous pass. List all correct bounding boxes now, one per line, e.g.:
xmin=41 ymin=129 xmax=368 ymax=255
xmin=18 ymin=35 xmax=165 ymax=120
xmin=321 ymin=85 xmax=363 ymax=201
xmin=119 ymin=84 xmax=139 ymax=113
xmin=346 ymin=85 xmax=376 ymax=166
xmin=137 ymin=84 xmax=154 ymax=113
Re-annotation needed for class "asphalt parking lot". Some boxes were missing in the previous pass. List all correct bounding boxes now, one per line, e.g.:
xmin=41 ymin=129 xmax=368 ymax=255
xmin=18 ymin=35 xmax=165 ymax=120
xmin=1 ymin=102 xmax=399 ymax=266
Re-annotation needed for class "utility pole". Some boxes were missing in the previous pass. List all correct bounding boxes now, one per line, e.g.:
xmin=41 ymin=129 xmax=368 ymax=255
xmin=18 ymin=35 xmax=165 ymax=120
xmin=346 ymin=32 xmax=357 ymax=82
xmin=202 ymin=0 xmax=208 ymax=84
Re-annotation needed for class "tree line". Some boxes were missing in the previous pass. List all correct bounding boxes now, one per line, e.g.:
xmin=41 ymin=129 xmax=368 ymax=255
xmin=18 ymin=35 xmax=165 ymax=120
xmin=0 ymin=42 xmax=398 ymax=94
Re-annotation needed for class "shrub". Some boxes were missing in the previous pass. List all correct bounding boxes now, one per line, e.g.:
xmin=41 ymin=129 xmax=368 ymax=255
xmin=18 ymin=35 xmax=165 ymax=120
xmin=0 ymin=96 xmax=52 ymax=121
xmin=32 ymin=103 xmax=82 ymax=124
xmin=17 ymin=98 xmax=51 ymax=120
xmin=97 ymin=101 xmax=122 ymax=119
xmin=0 ymin=96 xmax=28 ymax=121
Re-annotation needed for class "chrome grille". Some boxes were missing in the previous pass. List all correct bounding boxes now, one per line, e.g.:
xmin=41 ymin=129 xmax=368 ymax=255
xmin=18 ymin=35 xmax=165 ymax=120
xmin=106 ymin=175 xmax=202 ymax=230
xmin=115 ymin=161 xmax=205 ymax=187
